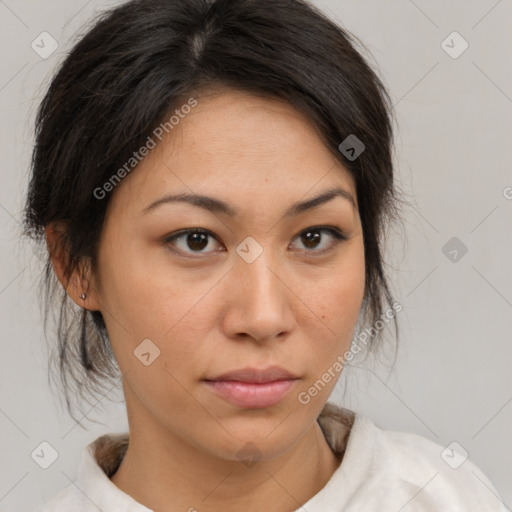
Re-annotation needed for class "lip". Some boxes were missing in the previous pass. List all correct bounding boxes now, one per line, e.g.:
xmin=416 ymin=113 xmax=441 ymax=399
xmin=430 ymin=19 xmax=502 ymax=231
xmin=206 ymin=366 xmax=298 ymax=383
xmin=204 ymin=366 xmax=299 ymax=408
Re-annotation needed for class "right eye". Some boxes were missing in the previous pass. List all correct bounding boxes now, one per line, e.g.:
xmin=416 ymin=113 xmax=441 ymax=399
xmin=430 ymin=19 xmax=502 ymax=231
xmin=163 ymin=228 xmax=224 ymax=257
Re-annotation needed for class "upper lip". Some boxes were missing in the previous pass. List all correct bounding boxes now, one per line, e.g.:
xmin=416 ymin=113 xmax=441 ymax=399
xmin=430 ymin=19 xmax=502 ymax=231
xmin=205 ymin=366 xmax=299 ymax=383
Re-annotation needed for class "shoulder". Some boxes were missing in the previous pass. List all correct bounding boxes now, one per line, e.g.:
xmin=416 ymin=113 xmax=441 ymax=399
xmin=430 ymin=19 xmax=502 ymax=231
xmin=347 ymin=413 xmax=507 ymax=511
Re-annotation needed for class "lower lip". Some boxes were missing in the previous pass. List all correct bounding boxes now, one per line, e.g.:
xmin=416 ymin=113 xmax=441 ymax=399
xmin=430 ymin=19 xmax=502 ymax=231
xmin=204 ymin=379 xmax=297 ymax=408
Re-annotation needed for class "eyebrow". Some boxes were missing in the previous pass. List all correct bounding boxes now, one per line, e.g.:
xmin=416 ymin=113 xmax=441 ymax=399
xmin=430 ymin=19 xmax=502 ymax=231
xmin=142 ymin=187 xmax=356 ymax=217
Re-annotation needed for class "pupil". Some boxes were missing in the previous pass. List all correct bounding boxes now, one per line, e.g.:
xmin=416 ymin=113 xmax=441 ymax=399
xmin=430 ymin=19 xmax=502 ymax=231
xmin=303 ymin=230 xmax=320 ymax=248
xmin=188 ymin=233 xmax=208 ymax=251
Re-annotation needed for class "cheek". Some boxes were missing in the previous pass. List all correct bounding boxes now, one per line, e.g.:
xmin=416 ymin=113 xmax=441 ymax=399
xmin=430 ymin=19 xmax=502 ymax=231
xmin=96 ymin=235 xmax=199 ymax=336
xmin=97 ymin=250 xmax=223 ymax=395
xmin=298 ymin=243 xmax=365 ymax=392
xmin=309 ymin=242 xmax=365 ymax=339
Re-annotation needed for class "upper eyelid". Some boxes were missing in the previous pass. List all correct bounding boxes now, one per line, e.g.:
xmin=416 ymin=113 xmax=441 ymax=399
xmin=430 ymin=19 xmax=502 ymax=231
xmin=166 ymin=226 xmax=343 ymax=241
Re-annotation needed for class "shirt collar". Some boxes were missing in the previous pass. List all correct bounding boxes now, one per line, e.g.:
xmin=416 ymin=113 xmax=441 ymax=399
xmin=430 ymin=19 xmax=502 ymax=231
xmin=77 ymin=433 xmax=152 ymax=511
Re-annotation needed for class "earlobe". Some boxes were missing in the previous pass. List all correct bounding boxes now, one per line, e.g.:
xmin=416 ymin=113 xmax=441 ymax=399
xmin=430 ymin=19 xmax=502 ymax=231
xmin=74 ymin=268 xmax=103 ymax=311
xmin=45 ymin=223 xmax=101 ymax=311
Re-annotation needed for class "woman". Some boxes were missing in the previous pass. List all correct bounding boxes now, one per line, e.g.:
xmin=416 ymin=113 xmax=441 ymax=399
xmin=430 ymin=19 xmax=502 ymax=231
xmin=24 ymin=0 xmax=506 ymax=510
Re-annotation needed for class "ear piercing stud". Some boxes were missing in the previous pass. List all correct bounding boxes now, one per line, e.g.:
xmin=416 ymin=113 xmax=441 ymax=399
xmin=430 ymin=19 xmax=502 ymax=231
xmin=80 ymin=293 xmax=87 ymax=300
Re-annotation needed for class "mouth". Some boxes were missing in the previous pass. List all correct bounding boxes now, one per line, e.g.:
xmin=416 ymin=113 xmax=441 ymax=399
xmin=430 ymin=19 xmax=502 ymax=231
xmin=203 ymin=366 xmax=299 ymax=409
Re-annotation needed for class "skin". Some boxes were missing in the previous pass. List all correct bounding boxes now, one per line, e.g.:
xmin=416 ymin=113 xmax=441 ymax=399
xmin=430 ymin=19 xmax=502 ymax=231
xmin=47 ymin=89 xmax=366 ymax=512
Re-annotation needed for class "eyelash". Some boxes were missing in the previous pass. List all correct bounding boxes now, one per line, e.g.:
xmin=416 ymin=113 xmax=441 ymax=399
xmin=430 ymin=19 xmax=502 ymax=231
xmin=163 ymin=225 xmax=347 ymax=258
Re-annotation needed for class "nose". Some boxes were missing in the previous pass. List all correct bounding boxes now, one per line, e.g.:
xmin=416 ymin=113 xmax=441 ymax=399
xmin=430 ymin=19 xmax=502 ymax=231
xmin=220 ymin=247 xmax=296 ymax=343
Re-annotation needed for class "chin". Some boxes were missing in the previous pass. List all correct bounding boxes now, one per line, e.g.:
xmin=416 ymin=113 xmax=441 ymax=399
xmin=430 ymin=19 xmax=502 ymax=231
xmin=204 ymin=412 xmax=307 ymax=461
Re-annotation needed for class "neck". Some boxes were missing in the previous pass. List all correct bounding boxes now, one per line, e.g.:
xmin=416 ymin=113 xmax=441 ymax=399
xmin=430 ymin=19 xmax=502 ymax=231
xmin=110 ymin=408 xmax=342 ymax=512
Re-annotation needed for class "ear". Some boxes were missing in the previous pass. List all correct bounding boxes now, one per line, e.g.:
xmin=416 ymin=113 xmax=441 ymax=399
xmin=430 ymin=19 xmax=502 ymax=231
xmin=45 ymin=222 xmax=102 ymax=311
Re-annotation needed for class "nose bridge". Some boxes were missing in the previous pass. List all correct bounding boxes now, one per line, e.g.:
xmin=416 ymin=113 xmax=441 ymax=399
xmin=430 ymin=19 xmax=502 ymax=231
xmin=236 ymin=237 xmax=282 ymax=303
xmin=224 ymin=236 xmax=295 ymax=340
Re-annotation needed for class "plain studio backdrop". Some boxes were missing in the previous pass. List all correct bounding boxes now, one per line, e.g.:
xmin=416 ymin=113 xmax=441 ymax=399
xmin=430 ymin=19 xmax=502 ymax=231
xmin=0 ymin=1 xmax=511 ymax=510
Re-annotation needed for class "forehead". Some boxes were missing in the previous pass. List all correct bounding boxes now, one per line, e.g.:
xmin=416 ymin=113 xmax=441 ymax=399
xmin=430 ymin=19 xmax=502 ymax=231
xmin=109 ymin=89 xmax=357 ymax=216
xmin=164 ymin=89 xmax=337 ymax=166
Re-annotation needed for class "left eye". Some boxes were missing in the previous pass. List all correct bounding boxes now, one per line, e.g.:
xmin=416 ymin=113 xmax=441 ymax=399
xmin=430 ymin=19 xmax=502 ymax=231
xmin=164 ymin=226 xmax=346 ymax=257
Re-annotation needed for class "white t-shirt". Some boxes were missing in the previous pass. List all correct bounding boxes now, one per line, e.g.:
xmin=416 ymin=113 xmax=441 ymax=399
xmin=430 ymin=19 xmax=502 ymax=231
xmin=36 ymin=403 xmax=507 ymax=511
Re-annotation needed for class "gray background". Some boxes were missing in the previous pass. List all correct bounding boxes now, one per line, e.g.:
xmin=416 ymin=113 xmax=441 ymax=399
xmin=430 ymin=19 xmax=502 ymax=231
xmin=1 ymin=0 xmax=511 ymax=510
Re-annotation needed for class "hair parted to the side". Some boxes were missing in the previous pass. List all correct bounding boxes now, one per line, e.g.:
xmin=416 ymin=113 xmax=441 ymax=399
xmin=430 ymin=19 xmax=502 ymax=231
xmin=23 ymin=0 xmax=406 ymax=424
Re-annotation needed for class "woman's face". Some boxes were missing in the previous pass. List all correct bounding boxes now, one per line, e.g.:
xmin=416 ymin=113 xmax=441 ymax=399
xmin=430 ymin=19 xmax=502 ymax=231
xmin=90 ymin=89 xmax=365 ymax=461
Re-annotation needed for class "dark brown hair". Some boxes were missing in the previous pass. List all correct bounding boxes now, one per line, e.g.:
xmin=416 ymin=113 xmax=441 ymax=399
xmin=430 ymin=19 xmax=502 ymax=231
xmin=24 ymin=0 xmax=405 ymax=423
